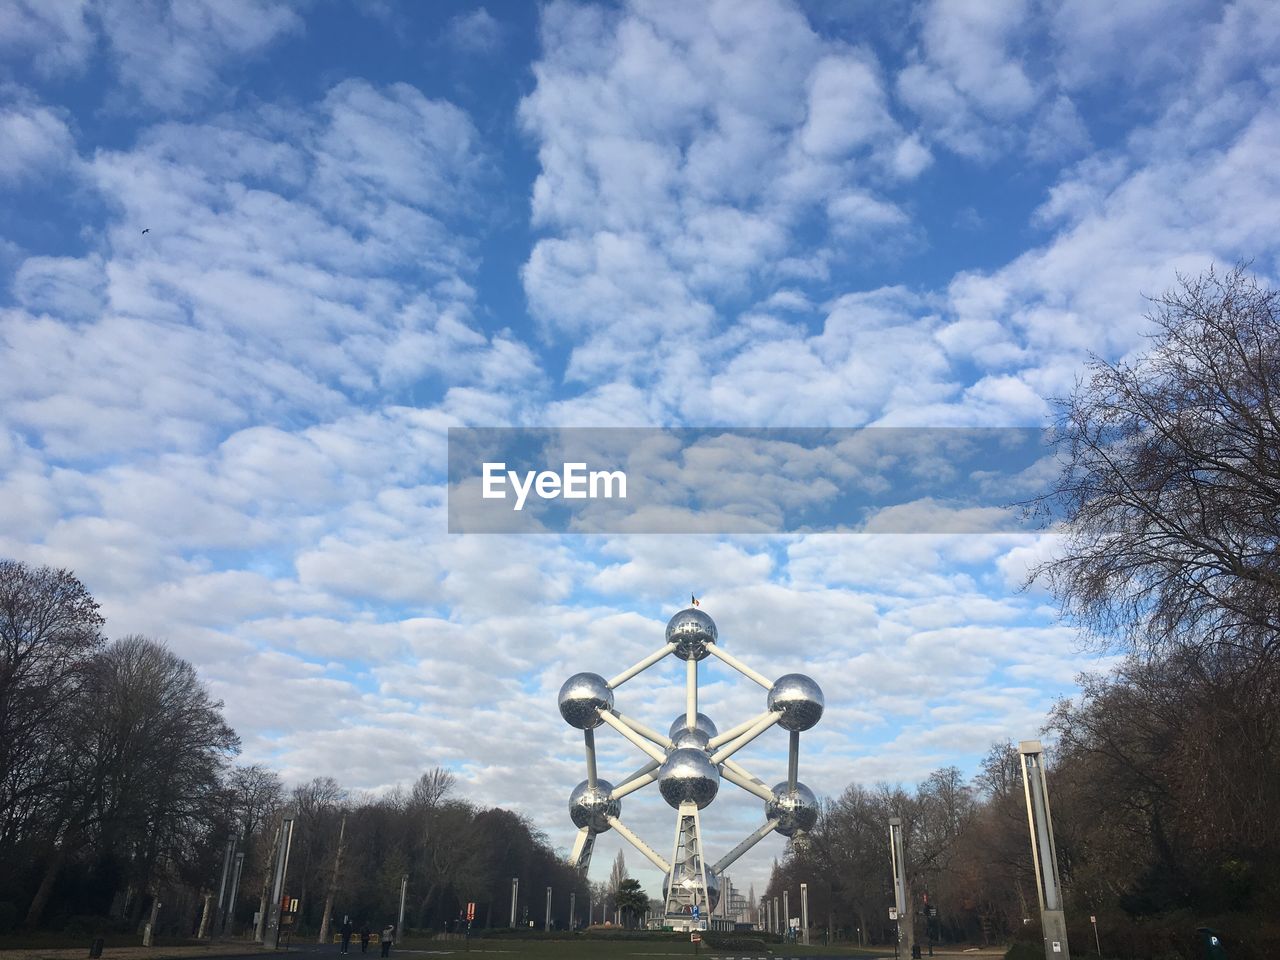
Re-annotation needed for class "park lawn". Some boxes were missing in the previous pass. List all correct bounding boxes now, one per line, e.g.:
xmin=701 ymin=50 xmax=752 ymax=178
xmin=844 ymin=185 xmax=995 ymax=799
xmin=392 ymin=938 xmax=894 ymax=959
xmin=0 ymin=943 xmax=276 ymax=960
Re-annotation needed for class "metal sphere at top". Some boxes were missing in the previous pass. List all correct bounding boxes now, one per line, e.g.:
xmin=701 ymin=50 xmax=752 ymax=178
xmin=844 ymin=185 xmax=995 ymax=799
xmin=558 ymin=672 xmax=614 ymax=729
xmin=658 ymin=747 xmax=720 ymax=809
xmin=668 ymin=712 xmax=719 ymax=741
xmin=767 ymin=673 xmax=824 ymax=731
xmin=766 ymin=781 xmax=819 ymax=837
xmin=569 ymin=779 xmax=619 ymax=832
xmin=665 ymin=607 xmax=717 ymax=661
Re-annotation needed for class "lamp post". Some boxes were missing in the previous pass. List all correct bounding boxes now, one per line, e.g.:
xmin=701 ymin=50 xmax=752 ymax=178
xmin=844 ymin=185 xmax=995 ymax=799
xmin=889 ymin=817 xmax=908 ymax=958
xmin=800 ymin=883 xmax=809 ymax=946
xmin=1020 ymin=741 xmax=1071 ymax=960
xmin=397 ymin=874 xmax=408 ymax=938
xmin=265 ymin=811 xmax=296 ymax=949
xmin=223 ymin=851 xmax=245 ymax=934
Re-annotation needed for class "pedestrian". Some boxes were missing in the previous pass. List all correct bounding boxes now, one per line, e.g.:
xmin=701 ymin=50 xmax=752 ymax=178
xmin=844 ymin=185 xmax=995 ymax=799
xmin=360 ymin=923 xmax=371 ymax=954
xmin=380 ymin=923 xmax=394 ymax=958
xmin=340 ymin=916 xmax=354 ymax=955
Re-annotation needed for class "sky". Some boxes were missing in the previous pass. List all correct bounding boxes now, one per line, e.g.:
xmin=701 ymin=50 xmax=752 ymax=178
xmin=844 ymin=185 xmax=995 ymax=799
xmin=2 ymin=0 xmax=1279 ymax=903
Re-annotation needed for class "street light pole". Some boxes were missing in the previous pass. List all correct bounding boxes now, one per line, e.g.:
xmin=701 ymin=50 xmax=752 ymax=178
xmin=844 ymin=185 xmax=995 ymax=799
xmin=1020 ymin=741 xmax=1071 ymax=960
xmin=510 ymin=878 xmax=518 ymax=928
xmin=224 ymin=851 xmax=245 ymax=934
xmin=398 ymin=874 xmax=408 ymax=937
xmin=265 ymin=811 xmax=296 ymax=949
xmin=800 ymin=883 xmax=809 ymax=946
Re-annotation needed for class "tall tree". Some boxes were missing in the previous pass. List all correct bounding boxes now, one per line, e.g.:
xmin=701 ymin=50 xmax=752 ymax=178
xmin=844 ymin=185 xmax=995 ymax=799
xmin=25 ymin=636 xmax=238 ymax=925
xmin=1031 ymin=264 xmax=1280 ymax=662
xmin=0 ymin=561 xmax=104 ymax=864
xmin=607 ymin=849 xmax=627 ymax=920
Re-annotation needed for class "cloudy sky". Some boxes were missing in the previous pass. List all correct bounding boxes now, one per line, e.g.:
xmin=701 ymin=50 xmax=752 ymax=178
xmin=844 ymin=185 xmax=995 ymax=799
xmin=3 ymin=0 xmax=1278 ymax=900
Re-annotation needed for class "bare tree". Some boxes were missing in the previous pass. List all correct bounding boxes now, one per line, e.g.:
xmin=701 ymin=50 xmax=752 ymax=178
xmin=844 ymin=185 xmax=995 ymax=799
xmin=1031 ymin=264 xmax=1280 ymax=662
xmin=0 ymin=561 xmax=104 ymax=859
xmin=25 ymin=635 xmax=238 ymax=925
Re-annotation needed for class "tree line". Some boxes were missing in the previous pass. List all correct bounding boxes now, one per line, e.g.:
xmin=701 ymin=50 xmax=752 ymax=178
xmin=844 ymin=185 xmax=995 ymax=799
xmin=0 ymin=562 xmax=598 ymax=938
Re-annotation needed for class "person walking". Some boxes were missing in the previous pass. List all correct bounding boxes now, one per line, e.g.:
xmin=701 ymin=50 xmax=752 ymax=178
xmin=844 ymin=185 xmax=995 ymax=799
xmin=380 ymin=924 xmax=394 ymax=958
xmin=360 ymin=923 xmax=371 ymax=954
xmin=340 ymin=916 xmax=354 ymax=954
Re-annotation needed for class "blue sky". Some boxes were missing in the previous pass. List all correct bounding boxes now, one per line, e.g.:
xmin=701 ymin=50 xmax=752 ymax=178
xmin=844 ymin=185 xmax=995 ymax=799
xmin=2 ymin=0 xmax=1278 ymax=898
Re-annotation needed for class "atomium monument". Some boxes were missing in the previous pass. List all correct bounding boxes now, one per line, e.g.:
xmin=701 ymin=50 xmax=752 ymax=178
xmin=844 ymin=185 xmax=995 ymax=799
xmin=557 ymin=605 xmax=823 ymax=930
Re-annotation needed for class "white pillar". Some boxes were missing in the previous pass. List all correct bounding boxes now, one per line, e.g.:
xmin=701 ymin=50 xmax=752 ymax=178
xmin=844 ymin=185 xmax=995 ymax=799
xmin=800 ymin=883 xmax=809 ymax=945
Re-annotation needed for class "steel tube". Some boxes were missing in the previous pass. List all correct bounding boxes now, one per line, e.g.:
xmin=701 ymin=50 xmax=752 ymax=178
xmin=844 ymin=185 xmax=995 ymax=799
xmin=707 ymin=710 xmax=775 ymax=749
xmin=710 ymin=711 xmax=781 ymax=764
xmin=705 ymin=643 xmax=773 ymax=689
xmin=605 ymin=816 xmax=671 ymax=873
xmin=584 ymin=728 xmax=598 ymax=788
xmin=788 ymin=730 xmax=799 ymax=791
xmin=598 ymin=711 xmax=668 ymax=763
xmin=607 ymin=643 xmax=677 ymax=688
xmin=686 ymin=657 xmax=697 ymax=730
xmin=611 ymin=711 xmax=673 ymax=748
xmin=710 ymin=819 xmax=778 ymax=874
xmin=722 ymin=764 xmax=775 ymax=801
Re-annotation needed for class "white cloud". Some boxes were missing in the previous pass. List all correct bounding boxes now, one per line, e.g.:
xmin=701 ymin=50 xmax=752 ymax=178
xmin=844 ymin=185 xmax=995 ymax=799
xmin=0 ymin=0 xmax=94 ymax=77
xmin=445 ymin=7 xmax=504 ymax=54
xmin=0 ymin=80 xmax=520 ymax=459
xmin=896 ymin=0 xmax=1035 ymax=158
xmin=96 ymin=0 xmax=303 ymax=113
xmin=0 ymin=99 xmax=76 ymax=184
xmin=519 ymin=0 xmax=922 ymax=387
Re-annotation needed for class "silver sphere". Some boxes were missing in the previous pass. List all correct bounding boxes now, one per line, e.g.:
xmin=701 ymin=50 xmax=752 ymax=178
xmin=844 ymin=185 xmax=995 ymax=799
xmin=558 ymin=672 xmax=613 ymax=729
xmin=766 ymin=781 xmax=818 ymax=837
xmin=668 ymin=712 xmax=718 ymax=741
xmin=658 ymin=747 xmax=720 ymax=809
xmin=569 ymin=779 xmax=619 ymax=832
xmin=768 ymin=673 xmax=824 ymax=731
xmin=671 ymin=727 xmax=710 ymax=750
xmin=666 ymin=608 xmax=717 ymax=661
xmin=663 ymin=868 xmax=721 ymax=913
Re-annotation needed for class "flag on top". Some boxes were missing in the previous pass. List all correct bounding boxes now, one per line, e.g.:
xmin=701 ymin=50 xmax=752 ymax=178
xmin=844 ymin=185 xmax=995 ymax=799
xmin=691 ymin=594 xmax=699 ymax=607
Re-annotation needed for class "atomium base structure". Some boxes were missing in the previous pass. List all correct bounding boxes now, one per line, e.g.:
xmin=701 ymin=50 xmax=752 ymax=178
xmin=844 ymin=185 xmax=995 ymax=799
xmin=558 ymin=606 xmax=823 ymax=931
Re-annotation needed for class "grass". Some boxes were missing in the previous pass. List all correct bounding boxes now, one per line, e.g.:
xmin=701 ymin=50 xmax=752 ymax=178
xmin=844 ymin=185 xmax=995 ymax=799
xmin=394 ymin=935 xmax=894 ymax=958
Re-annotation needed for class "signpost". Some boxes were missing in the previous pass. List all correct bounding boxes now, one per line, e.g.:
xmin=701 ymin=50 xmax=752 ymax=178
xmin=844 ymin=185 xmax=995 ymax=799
xmin=279 ymin=896 xmax=299 ymax=948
